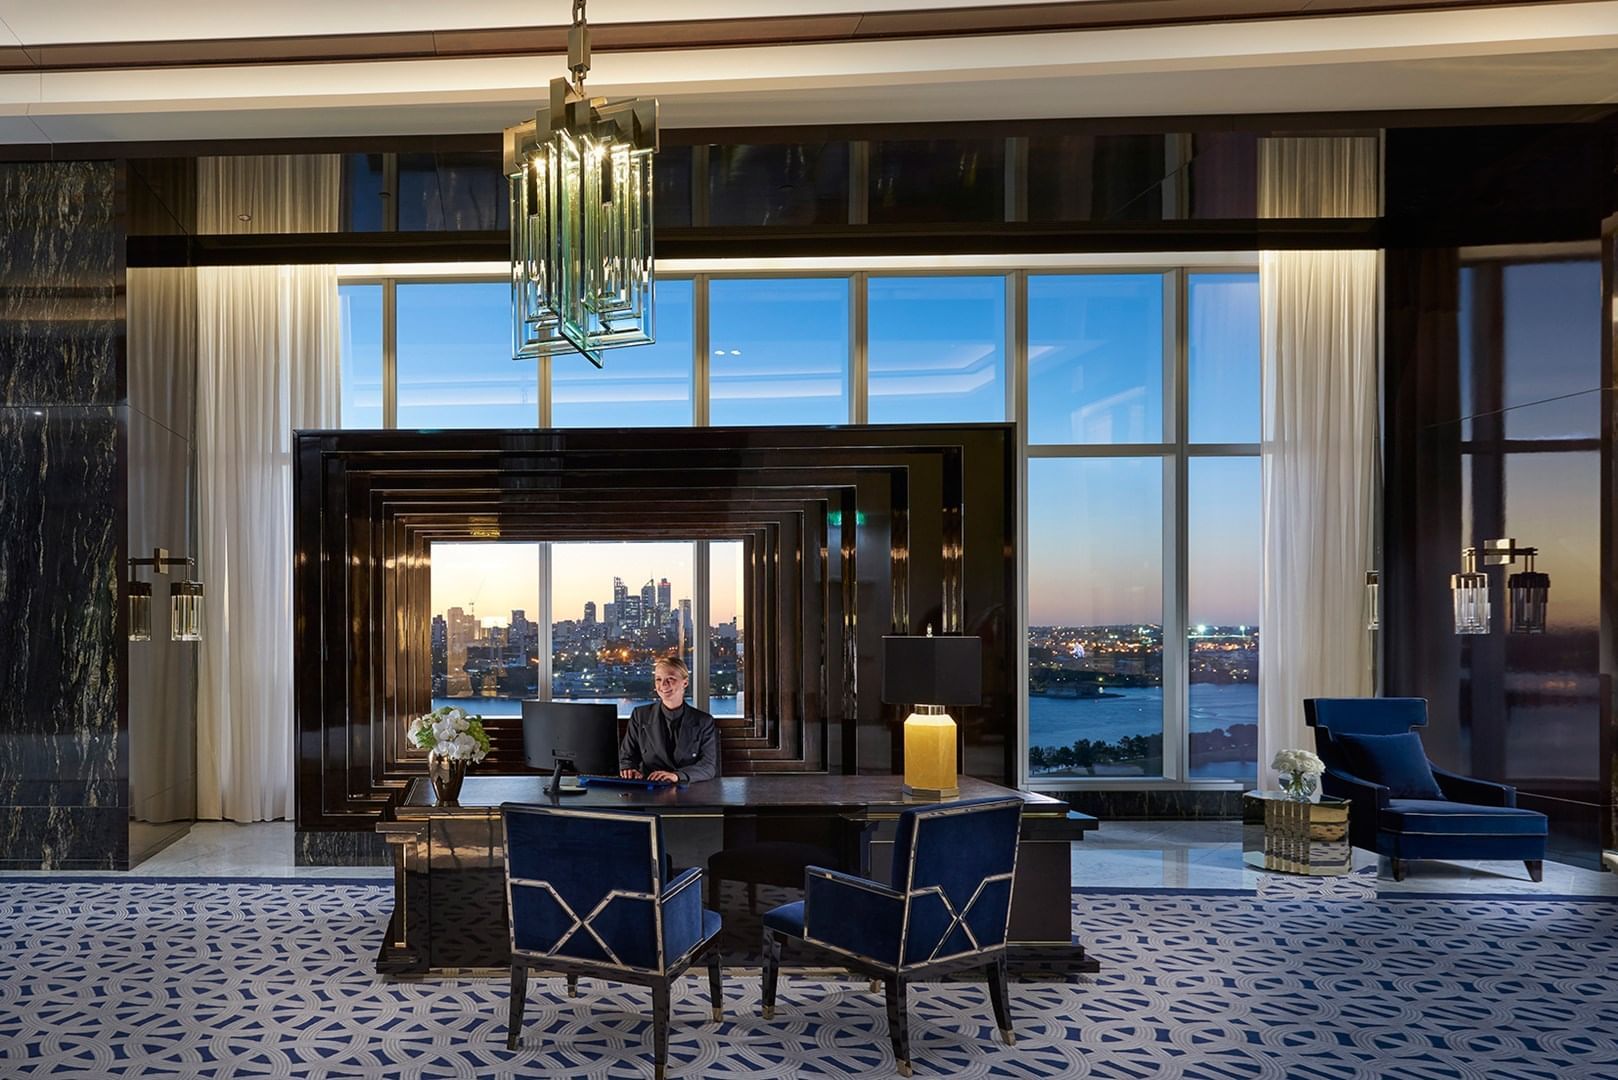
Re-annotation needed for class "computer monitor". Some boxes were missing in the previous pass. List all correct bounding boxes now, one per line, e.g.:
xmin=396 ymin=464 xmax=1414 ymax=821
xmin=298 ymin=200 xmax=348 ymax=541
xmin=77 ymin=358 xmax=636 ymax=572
xmin=521 ymin=700 xmax=620 ymax=777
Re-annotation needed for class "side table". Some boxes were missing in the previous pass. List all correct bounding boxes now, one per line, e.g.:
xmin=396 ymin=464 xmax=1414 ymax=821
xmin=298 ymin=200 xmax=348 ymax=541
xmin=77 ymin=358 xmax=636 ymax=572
xmin=1242 ymin=790 xmax=1351 ymax=876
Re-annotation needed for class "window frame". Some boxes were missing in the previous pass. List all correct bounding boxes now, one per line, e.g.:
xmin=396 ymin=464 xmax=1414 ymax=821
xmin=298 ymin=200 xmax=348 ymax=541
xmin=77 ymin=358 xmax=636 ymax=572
xmin=337 ymin=255 xmax=1260 ymax=787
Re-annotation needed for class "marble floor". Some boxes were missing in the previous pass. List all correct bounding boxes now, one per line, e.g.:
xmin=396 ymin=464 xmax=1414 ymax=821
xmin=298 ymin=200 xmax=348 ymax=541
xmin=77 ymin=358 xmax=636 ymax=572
xmin=7 ymin=819 xmax=1615 ymax=897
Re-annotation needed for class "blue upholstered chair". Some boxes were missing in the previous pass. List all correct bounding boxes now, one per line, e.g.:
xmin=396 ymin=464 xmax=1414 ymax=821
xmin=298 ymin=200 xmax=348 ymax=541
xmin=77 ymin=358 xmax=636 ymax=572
xmin=1305 ymin=697 xmax=1547 ymax=882
xmin=759 ymin=797 xmax=1025 ymax=1078
xmin=501 ymin=804 xmax=724 ymax=1079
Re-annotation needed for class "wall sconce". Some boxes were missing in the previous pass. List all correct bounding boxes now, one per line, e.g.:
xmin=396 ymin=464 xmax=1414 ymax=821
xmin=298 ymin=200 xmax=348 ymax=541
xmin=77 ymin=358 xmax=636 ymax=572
xmin=129 ymin=548 xmax=205 ymax=643
xmin=1451 ymin=547 xmax=1490 ymax=635
xmin=1364 ymin=570 xmax=1380 ymax=631
xmin=1485 ymin=538 xmax=1549 ymax=635
xmin=128 ymin=581 xmax=153 ymax=642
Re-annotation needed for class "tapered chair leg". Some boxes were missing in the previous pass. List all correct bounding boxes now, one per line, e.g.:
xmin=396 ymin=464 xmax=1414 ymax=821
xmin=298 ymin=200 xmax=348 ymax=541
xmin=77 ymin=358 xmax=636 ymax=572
xmin=506 ymin=961 xmax=528 ymax=1051
xmin=652 ymin=981 xmax=671 ymax=1080
xmin=1526 ymin=860 xmax=1543 ymax=883
xmin=985 ymin=956 xmax=1014 ymax=1045
xmin=760 ymin=928 xmax=782 ymax=1020
xmin=885 ymin=977 xmax=912 ymax=1077
xmin=707 ymin=947 xmax=725 ymax=1021
xmin=566 ymin=973 xmax=579 ymax=998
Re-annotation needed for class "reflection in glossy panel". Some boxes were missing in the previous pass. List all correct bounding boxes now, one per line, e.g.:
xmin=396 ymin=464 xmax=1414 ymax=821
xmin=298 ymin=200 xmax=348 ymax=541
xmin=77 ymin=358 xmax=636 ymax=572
xmin=1027 ymin=457 xmax=1165 ymax=780
xmin=1188 ymin=273 xmax=1260 ymax=444
xmin=1187 ymin=457 xmax=1260 ymax=780
xmin=654 ymin=145 xmax=693 ymax=230
xmin=1026 ymin=134 xmax=1166 ymax=223
xmin=553 ymin=279 xmax=693 ymax=428
xmin=397 ymin=282 xmax=538 ymax=429
xmin=868 ymin=275 xmax=1005 ymax=424
xmin=1188 ymin=133 xmax=1258 ymax=219
xmin=869 ymin=138 xmax=1003 ymax=225
xmin=552 ymin=542 xmax=696 ymax=717
xmin=340 ymin=154 xmax=386 ymax=232
xmin=709 ymin=278 xmax=850 ymax=426
xmin=1027 ymin=274 xmax=1164 ymax=445
xmin=397 ymin=152 xmax=508 ymax=231
xmin=338 ymin=283 xmax=383 ymax=429
xmin=710 ymin=540 xmax=745 ymax=718
xmin=709 ymin=142 xmax=849 ymax=227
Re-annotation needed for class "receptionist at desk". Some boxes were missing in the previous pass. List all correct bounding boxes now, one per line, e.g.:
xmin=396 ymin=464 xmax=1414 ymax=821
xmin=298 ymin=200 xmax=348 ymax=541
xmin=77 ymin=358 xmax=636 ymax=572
xmin=617 ymin=656 xmax=719 ymax=784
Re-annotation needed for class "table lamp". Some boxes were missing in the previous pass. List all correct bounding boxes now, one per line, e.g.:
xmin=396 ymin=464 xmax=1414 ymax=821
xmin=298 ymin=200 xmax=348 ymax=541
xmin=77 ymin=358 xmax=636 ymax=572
xmin=881 ymin=626 xmax=982 ymax=799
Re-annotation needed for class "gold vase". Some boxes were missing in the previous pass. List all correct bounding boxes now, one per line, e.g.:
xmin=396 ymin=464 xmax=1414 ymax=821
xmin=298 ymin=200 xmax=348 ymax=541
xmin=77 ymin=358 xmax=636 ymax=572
xmin=429 ymin=753 xmax=467 ymax=806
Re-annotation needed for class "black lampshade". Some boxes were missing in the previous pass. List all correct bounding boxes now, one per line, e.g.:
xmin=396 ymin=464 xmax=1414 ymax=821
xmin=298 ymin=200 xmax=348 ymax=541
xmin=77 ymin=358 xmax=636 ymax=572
xmin=881 ymin=634 xmax=982 ymax=706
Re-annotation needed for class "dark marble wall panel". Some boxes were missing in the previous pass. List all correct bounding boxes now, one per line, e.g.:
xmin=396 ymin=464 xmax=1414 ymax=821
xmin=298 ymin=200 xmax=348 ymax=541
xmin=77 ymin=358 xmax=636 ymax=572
xmin=0 ymin=162 xmax=121 ymax=407
xmin=0 ymin=406 xmax=125 ymax=869
xmin=0 ymin=159 xmax=127 ymax=870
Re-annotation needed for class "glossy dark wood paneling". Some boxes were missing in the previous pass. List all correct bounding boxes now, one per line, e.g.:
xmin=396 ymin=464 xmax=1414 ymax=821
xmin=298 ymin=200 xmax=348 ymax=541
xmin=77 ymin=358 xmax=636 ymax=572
xmin=292 ymin=425 xmax=1017 ymax=840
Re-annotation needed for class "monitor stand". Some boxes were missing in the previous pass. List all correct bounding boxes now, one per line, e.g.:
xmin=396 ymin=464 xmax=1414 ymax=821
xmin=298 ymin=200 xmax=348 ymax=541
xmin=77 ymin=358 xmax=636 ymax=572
xmin=544 ymin=759 xmax=587 ymax=805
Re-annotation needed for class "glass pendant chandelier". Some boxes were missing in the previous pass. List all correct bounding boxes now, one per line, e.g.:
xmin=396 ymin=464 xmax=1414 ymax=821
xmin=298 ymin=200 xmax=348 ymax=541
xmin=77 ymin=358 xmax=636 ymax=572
xmin=128 ymin=548 xmax=204 ymax=643
xmin=1451 ymin=547 xmax=1490 ymax=635
xmin=505 ymin=0 xmax=658 ymax=367
xmin=1364 ymin=570 xmax=1380 ymax=632
xmin=1485 ymin=538 xmax=1550 ymax=635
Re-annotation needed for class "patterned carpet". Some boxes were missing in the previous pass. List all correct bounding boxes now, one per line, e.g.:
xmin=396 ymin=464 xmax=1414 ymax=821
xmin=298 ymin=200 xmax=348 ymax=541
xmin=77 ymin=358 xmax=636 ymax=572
xmin=1 ymin=879 xmax=1616 ymax=1079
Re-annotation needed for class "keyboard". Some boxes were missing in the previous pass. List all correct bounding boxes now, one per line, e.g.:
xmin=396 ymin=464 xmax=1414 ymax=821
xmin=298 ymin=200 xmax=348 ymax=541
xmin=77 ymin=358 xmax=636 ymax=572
xmin=577 ymin=774 xmax=679 ymax=790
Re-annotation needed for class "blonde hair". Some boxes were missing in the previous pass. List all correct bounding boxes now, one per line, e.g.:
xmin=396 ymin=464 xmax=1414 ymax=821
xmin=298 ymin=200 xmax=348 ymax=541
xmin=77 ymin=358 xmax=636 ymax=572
xmin=653 ymin=655 xmax=690 ymax=680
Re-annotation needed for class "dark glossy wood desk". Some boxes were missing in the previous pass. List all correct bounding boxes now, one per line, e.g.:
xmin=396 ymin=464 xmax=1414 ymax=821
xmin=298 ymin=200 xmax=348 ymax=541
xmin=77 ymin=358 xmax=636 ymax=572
xmin=375 ymin=774 xmax=1097 ymax=976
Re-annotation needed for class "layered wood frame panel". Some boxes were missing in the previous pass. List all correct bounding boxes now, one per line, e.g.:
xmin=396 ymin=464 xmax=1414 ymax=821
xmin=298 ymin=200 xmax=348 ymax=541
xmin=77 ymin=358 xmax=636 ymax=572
xmin=293 ymin=425 xmax=1016 ymax=835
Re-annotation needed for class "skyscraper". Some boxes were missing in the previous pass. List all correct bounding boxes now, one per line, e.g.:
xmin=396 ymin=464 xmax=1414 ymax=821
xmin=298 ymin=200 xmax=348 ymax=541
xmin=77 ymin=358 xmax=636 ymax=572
xmin=680 ymin=598 xmax=692 ymax=638
xmin=640 ymin=580 xmax=656 ymax=628
xmin=583 ymin=601 xmax=596 ymax=624
xmin=657 ymin=577 xmax=672 ymax=623
xmin=613 ymin=576 xmax=628 ymax=609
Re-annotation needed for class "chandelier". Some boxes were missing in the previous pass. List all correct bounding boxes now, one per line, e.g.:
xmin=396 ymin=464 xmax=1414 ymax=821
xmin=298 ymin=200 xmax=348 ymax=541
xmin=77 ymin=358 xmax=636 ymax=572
xmin=504 ymin=0 xmax=658 ymax=367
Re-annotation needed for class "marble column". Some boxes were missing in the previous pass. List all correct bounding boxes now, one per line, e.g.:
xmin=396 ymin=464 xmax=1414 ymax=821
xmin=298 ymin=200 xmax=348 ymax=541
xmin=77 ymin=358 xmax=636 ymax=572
xmin=0 ymin=161 xmax=127 ymax=869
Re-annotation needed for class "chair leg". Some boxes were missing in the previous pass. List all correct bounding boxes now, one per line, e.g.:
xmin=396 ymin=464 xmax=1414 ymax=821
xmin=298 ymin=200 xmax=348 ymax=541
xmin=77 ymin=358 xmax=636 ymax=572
xmin=652 ymin=981 xmax=671 ymax=1080
xmin=566 ymin=973 xmax=579 ymax=998
xmin=506 ymin=961 xmax=528 ymax=1051
xmin=1526 ymin=860 xmax=1543 ymax=883
xmin=1390 ymin=857 xmax=1405 ymax=881
xmin=985 ymin=956 xmax=1014 ymax=1045
xmin=707 ymin=946 xmax=725 ymax=1022
xmin=885 ymin=977 xmax=912 ymax=1077
xmin=761 ymin=928 xmax=782 ymax=1020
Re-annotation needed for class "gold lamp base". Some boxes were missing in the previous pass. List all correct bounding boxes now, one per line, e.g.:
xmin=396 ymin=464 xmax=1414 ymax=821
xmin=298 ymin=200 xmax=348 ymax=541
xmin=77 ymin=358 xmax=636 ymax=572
xmin=902 ymin=710 xmax=959 ymax=801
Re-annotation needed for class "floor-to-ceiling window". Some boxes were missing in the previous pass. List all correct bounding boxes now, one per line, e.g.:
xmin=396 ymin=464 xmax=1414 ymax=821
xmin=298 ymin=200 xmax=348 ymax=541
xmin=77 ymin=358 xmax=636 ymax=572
xmin=340 ymin=261 xmax=1260 ymax=785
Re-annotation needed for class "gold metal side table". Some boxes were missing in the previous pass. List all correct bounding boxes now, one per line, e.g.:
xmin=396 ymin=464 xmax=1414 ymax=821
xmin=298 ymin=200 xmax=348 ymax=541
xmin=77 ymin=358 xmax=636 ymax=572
xmin=1242 ymin=791 xmax=1351 ymax=876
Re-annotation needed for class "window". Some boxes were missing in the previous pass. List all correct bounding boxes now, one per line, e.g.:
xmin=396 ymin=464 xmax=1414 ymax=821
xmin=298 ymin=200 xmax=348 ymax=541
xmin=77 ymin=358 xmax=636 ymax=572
xmin=397 ymin=281 xmax=538 ymax=429
xmin=868 ymin=276 xmax=1005 ymax=424
xmin=553 ymin=279 xmax=694 ymax=428
xmin=709 ymin=278 xmax=850 ymax=426
xmin=338 ymin=283 xmax=383 ymax=428
xmin=342 ymin=262 xmax=1261 ymax=785
xmin=430 ymin=542 xmax=540 ymax=718
xmin=551 ymin=542 xmax=697 ymax=717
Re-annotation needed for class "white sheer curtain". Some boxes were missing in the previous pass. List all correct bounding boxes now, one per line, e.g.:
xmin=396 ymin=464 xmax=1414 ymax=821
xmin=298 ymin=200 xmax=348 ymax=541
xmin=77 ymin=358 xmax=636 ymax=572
xmin=195 ymin=156 xmax=340 ymax=821
xmin=1257 ymin=136 xmax=1381 ymax=787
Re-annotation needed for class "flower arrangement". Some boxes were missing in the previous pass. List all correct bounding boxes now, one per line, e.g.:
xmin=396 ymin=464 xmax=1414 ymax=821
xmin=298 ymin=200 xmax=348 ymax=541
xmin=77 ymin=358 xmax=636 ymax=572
xmin=1271 ymin=747 xmax=1325 ymax=801
xmin=407 ymin=705 xmax=491 ymax=764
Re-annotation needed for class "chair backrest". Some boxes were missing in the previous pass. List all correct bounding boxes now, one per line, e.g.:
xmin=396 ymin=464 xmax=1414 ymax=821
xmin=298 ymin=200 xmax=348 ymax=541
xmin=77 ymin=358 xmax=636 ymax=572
xmin=1304 ymin=697 xmax=1427 ymax=770
xmin=890 ymin=796 xmax=1024 ymax=969
xmin=501 ymin=803 xmax=665 ymax=973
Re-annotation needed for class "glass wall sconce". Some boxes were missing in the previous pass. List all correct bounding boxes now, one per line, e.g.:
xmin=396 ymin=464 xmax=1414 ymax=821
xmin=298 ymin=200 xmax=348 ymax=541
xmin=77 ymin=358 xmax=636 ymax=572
xmin=170 ymin=579 xmax=205 ymax=642
xmin=1364 ymin=570 xmax=1380 ymax=632
xmin=1485 ymin=538 xmax=1549 ymax=635
xmin=128 ymin=548 xmax=204 ymax=643
xmin=128 ymin=581 xmax=153 ymax=642
xmin=1451 ymin=547 xmax=1491 ymax=635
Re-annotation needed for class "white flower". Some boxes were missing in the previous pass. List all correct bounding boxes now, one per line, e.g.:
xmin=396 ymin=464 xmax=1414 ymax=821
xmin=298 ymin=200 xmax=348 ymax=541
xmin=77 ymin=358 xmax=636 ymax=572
xmin=453 ymin=716 xmax=469 ymax=732
xmin=1271 ymin=748 xmax=1324 ymax=776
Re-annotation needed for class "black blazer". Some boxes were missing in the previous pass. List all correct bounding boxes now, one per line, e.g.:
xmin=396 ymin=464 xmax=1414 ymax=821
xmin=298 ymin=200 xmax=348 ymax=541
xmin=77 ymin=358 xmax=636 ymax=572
xmin=617 ymin=702 xmax=720 ymax=783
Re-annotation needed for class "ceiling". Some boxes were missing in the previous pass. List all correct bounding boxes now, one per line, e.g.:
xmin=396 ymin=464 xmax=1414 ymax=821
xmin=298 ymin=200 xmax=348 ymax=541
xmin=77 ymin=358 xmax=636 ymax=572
xmin=0 ymin=2 xmax=1614 ymax=144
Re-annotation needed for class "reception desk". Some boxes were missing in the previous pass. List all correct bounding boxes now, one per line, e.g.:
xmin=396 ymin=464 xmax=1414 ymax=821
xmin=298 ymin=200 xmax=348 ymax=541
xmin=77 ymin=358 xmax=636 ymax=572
xmin=375 ymin=774 xmax=1097 ymax=976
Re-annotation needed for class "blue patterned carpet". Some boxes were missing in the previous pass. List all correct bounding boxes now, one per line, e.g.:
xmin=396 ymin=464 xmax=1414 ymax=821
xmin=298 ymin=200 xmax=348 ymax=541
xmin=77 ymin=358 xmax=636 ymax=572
xmin=1 ymin=879 xmax=1615 ymax=1079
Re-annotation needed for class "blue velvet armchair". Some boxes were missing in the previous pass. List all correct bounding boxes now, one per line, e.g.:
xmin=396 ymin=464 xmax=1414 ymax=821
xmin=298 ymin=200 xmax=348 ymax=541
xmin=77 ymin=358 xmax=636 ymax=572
xmin=1305 ymin=697 xmax=1547 ymax=882
xmin=759 ymin=797 xmax=1024 ymax=1078
xmin=501 ymin=804 xmax=724 ymax=1079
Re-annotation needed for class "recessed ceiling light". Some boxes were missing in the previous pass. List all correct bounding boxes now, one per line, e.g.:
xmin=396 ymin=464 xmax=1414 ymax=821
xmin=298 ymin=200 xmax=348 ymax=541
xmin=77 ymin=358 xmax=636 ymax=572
xmin=713 ymin=349 xmax=725 ymax=356
xmin=729 ymin=350 xmax=741 ymax=356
